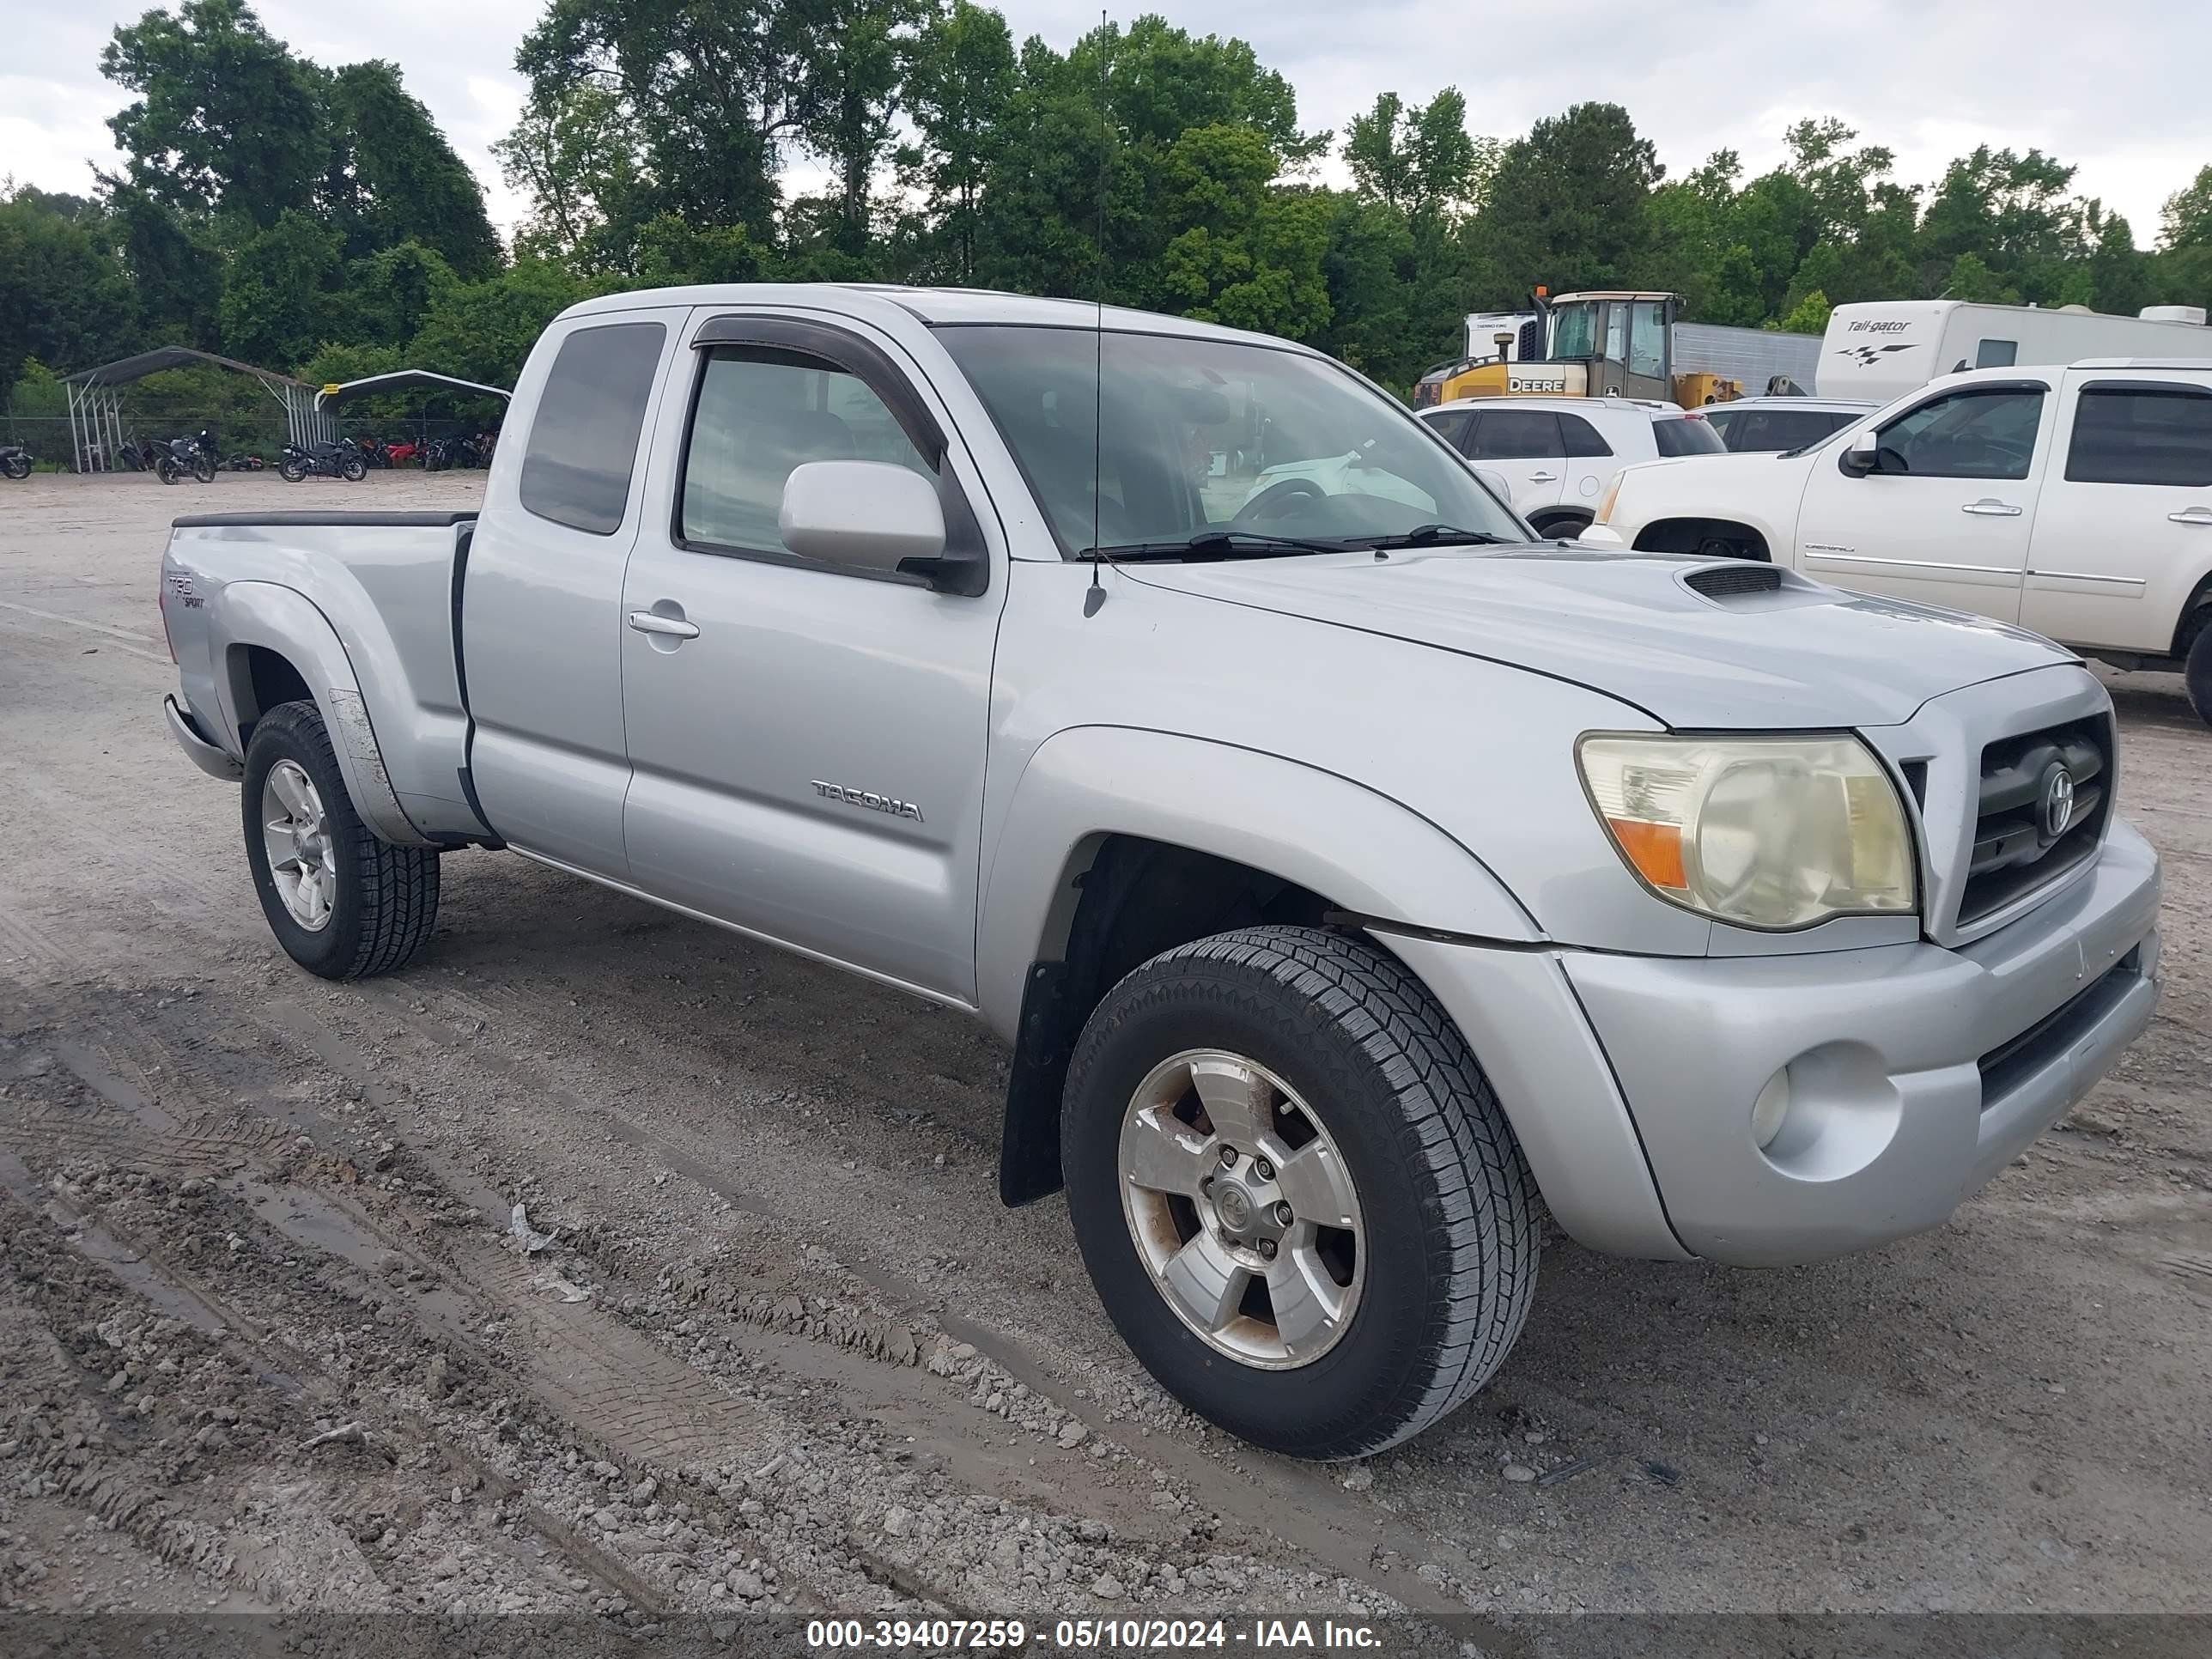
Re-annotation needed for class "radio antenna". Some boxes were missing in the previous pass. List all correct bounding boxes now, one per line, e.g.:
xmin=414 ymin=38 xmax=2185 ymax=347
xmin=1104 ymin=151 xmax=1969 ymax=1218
xmin=1085 ymin=9 xmax=1110 ymax=617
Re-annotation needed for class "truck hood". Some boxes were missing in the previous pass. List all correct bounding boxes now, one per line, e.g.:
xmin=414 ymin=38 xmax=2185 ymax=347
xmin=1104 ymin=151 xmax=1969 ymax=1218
xmin=1124 ymin=547 xmax=2075 ymax=729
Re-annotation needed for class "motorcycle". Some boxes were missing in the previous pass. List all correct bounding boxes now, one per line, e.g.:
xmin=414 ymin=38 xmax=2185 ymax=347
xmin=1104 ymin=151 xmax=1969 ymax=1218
xmin=155 ymin=435 xmax=216 ymax=486
xmin=384 ymin=437 xmax=422 ymax=466
xmin=227 ymin=453 xmax=266 ymax=471
xmin=1 ymin=444 xmax=31 ymax=481
xmin=278 ymin=441 xmax=368 ymax=483
xmin=422 ymin=432 xmax=483 ymax=471
xmin=351 ymin=435 xmax=393 ymax=469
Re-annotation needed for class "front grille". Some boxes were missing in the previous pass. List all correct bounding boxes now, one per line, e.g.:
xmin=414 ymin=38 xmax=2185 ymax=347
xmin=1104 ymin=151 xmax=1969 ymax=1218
xmin=1684 ymin=563 xmax=1782 ymax=599
xmin=1978 ymin=947 xmax=2142 ymax=1106
xmin=1958 ymin=716 xmax=2112 ymax=925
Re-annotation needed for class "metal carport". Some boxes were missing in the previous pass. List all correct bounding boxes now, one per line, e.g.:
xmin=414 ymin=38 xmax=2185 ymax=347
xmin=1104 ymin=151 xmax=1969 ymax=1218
xmin=61 ymin=347 xmax=335 ymax=475
xmin=312 ymin=370 xmax=511 ymax=410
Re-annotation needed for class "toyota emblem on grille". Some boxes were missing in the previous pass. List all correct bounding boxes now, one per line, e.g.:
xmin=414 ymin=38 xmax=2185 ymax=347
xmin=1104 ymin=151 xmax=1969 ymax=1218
xmin=2039 ymin=763 xmax=2075 ymax=840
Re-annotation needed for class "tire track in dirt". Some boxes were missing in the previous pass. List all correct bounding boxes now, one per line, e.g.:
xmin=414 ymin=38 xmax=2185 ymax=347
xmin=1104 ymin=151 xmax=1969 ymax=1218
xmin=286 ymin=978 xmax=1504 ymax=1617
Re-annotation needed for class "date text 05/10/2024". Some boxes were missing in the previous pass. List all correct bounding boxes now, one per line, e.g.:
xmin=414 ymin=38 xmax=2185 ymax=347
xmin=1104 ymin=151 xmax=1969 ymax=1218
xmin=805 ymin=1618 xmax=1386 ymax=1650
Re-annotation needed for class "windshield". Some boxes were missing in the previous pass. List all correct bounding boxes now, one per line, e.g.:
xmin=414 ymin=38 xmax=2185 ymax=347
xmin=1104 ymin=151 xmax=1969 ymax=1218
xmin=1547 ymin=301 xmax=1601 ymax=360
xmin=934 ymin=325 xmax=1524 ymax=556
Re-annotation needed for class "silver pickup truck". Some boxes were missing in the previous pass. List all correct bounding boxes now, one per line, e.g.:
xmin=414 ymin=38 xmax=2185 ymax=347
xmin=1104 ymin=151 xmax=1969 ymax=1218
xmin=160 ymin=284 xmax=2160 ymax=1460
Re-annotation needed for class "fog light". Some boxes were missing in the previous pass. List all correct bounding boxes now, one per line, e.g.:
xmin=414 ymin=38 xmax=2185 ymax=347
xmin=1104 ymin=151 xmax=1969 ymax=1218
xmin=1751 ymin=1068 xmax=1791 ymax=1150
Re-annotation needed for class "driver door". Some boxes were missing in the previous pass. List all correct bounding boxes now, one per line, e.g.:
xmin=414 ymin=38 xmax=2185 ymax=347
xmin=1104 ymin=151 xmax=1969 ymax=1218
xmin=1796 ymin=382 xmax=2051 ymax=619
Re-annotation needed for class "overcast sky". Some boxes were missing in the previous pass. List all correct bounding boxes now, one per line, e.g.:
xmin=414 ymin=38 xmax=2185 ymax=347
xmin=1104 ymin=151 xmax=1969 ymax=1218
xmin=7 ymin=2 xmax=2208 ymax=246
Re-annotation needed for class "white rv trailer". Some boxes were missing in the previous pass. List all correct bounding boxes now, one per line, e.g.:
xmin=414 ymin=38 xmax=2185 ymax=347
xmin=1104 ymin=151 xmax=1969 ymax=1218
xmin=1817 ymin=300 xmax=2212 ymax=401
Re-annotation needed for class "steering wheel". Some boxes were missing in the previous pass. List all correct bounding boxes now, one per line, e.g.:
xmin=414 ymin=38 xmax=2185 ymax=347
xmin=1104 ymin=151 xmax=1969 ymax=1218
xmin=1236 ymin=477 xmax=1327 ymax=525
xmin=1979 ymin=436 xmax=2033 ymax=473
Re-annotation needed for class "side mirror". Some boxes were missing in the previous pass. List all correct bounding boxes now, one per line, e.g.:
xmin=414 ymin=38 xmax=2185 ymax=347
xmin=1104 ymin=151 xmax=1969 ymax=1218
xmin=1839 ymin=432 xmax=1881 ymax=477
xmin=781 ymin=460 xmax=946 ymax=575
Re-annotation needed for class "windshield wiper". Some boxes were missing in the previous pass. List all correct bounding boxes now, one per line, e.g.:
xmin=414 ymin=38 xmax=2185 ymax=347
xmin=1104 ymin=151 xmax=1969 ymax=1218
xmin=1354 ymin=524 xmax=1516 ymax=551
xmin=1082 ymin=529 xmax=1352 ymax=562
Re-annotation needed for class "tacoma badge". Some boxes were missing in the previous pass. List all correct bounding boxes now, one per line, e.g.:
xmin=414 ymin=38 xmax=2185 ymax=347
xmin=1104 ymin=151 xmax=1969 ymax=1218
xmin=810 ymin=780 xmax=924 ymax=823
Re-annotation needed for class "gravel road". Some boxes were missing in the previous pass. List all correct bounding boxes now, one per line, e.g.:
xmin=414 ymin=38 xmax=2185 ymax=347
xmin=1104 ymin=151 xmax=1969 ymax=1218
xmin=1 ymin=470 xmax=2206 ymax=1636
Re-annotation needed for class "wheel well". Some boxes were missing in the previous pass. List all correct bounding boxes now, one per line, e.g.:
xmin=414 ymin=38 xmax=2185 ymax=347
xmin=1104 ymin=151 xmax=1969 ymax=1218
xmin=1528 ymin=507 xmax=1593 ymax=538
xmin=228 ymin=645 xmax=313 ymax=746
xmin=998 ymin=835 xmax=1334 ymax=1206
xmin=1632 ymin=517 xmax=1771 ymax=561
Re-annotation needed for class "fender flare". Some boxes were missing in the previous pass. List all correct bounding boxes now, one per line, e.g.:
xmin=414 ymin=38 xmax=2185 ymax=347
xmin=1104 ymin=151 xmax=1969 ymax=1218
xmin=975 ymin=726 xmax=1540 ymax=1040
xmin=208 ymin=581 xmax=434 ymax=848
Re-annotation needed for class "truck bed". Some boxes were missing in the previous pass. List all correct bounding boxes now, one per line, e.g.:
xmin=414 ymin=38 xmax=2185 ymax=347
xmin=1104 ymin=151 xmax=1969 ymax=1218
xmin=162 ymin=510 xmax=485 ymax=845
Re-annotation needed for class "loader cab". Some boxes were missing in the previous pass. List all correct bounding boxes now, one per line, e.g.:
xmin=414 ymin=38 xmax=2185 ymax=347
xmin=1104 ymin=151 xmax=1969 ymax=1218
xmin=1541 ymin=292 xmax=1678 ymax=403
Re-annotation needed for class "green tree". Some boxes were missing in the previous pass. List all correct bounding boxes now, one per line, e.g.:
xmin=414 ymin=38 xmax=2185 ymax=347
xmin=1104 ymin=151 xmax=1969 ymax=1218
xmin=100 ymin=0 xmax=326 ymax=228
xmin=512 ymin=0 xmax=823 ymax=242
xmin=1154 ymin=125 xmax=1330 ymax=337
xmin=2158 ymin=166 xmax=2212 ymax=253
xmin=324 ymin=62 xmax=502 ymax=278
xmin=1344 ymin=88 xmax=1495 ymax=223
xmin=900 ymin=0 xmax=1018 ymax=282
xmin=407 ymin=260 xmax=599 ymax=387
xmin=346 ymin=241 xmax=461 ymax=348
xmin=0 ymin=187 xmax=139 ymax=384
xmin=493 ymin=82 xmax=648 ymax=271
xmin=1480 ymin=103 xmax=1664 ymax=295
xmin=218 ymin=209 xmax=341 ymax=367
xmin=1774 ymin=288 xmax=1832 ymax=335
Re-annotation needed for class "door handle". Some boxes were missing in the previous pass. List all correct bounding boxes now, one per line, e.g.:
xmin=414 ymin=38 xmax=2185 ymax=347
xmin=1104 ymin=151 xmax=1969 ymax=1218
xmin=1528 ymin=471 xmax=1560 ymax=483
xmin=2169 ymin=507 xmax=2212 ymax=526
xmin=628 ymin=610 xmax=700 ymax=639
xmin=1960 ymin=499 xmax=2022 ymax=517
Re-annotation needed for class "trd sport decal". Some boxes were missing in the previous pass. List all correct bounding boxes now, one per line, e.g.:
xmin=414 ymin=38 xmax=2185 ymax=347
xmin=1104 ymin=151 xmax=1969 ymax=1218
xmin=1836 ymin=343 xmax=1917 ymax=366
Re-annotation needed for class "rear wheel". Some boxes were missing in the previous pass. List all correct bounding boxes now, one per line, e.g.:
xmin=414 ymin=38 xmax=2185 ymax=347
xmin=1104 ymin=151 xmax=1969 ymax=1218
xmin=1063 ymin=926 xmax=1540 ymax=1460
xmin=3 ymin=455 xmax=29 ymax=481
xmin=242 ymin=701 xmax=440 ymax=979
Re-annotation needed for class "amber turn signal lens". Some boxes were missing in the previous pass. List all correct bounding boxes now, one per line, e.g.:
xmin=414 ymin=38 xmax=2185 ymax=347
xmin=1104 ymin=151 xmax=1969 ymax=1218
xmin=1605 ymin=817 xmax=1686 ymax=891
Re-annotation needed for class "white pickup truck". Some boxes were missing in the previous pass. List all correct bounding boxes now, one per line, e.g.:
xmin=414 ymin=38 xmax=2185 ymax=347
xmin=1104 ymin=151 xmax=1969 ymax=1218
xmin=1581 ymin=359 xmax=2212 ymax=720
xmin=159 ymin=285 xmax=2160 ymax=1459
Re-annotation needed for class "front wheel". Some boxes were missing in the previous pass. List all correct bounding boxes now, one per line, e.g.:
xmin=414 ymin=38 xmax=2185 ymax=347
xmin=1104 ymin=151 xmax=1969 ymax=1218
xmin=192 ymin=459 xmax=216 ymax=484
xmin=1063 ymin=926 xmax=1540 ymax=1460
xmin=3 ymin=455 xmax=29 ymax=481
xmin=2185 ymin=611 xmax=2212 ymax=728
xmin=156 ymin=459 xmax=181 ymax=485
xmin=279 ymin=460 xmax=306 ymax=483
xmin=241 ymin=701 xmax=441 ymax=979
xmin=342 ymin=456 xmax=368 ymax=483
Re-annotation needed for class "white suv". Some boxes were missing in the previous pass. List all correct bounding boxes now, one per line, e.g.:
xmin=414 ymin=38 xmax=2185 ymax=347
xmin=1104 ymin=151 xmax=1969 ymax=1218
xmin=1581 ymin=360 xmax=2212 ymax=720
xmin=1417 ymin=396 xmax=1724 ymax=538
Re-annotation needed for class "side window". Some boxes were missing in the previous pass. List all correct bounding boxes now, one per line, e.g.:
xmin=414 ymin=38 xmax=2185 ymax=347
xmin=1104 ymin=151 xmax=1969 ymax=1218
xmin=1472 ymin=410 xmax=1564 ymax=461
xmin=680 ymin=347 xmax=933 ymax=558
xmin=1875 ymin=387 xmax=2045 ymax=480
xmin=1558 ymin=412 xmax=1613 ymax=457
xmin=1975 ymin=338 xmax=2019 ymax=369
xmin=1627 ymin=301 xmax=1668 ymax=380
xmin=1651 ymin=416 xmax=1725 ymax=457
xmin=519 ymin=322 xmax=666 ymax=535
xmin=2064 ymin=387 xmax=2212 ymax=487
xmin=1423 ymin=410 xmax=1474 ymax=453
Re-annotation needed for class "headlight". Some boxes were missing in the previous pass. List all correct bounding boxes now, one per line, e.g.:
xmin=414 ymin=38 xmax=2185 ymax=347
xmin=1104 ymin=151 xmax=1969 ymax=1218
xmin=1577 ymin=734 xmax=1917 ymax=929
xmin=1594 ymin=475 xmax=1622 ymax=525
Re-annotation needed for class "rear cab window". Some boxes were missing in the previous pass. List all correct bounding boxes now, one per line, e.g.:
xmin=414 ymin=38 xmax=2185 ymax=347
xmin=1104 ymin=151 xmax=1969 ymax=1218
xmin=519 ymin=321 xmax=668 ymax=534
xmin=1652 ymin=416 xmax=1724 ymax=457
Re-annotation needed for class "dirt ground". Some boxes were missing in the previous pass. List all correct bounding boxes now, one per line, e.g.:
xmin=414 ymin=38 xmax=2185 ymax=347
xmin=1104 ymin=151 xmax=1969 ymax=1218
xmin=0 ymin=468 xmax=2206 ymax=1637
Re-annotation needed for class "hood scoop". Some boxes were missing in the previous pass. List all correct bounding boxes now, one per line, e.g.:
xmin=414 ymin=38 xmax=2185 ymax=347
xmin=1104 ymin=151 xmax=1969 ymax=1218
xmin=1682 ymin=562 xmax=1783 ymax=600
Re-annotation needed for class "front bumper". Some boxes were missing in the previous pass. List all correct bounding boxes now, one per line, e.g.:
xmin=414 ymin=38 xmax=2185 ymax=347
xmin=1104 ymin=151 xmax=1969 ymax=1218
xmin=1563 ymin=822 xmax=2160 ymax=1265
xmin=165 ymin=694 xmax=243 ymax=781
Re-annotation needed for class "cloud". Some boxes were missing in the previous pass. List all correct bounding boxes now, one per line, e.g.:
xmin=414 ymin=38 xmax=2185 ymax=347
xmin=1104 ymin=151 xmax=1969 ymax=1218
xmin=10 ymin=0 xmax=2205 ymax=243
